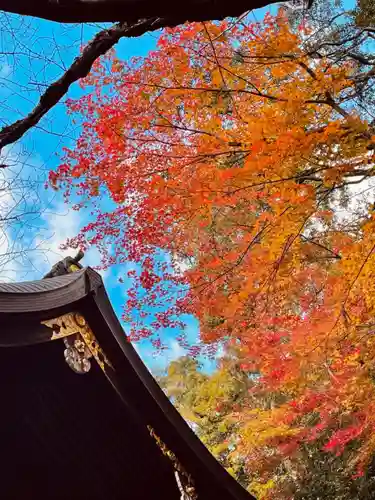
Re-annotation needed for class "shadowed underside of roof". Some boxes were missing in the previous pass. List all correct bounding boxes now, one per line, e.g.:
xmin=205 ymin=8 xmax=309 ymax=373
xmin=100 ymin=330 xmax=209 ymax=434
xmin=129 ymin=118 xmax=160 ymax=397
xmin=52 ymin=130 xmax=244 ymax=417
xmin=0 ymin=340 xmax=180 ymax=499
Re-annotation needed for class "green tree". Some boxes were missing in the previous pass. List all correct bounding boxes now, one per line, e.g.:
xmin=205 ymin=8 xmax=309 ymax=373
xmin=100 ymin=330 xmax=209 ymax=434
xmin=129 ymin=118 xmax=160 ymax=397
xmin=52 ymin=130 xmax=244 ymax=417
xmin=159 ymin=355 xmax=252 ymax=489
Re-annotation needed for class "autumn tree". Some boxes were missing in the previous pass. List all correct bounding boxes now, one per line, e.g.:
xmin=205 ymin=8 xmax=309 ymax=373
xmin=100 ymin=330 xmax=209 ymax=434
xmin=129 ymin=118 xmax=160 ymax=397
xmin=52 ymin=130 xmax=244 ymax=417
xmin=52 ymin=2 xmax=375 ymax=491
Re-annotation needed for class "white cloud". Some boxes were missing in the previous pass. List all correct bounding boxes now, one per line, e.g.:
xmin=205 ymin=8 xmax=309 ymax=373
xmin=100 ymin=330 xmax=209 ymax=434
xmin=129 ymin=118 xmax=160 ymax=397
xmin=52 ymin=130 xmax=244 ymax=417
xmin=33 ymin=201 xmax=104 ymax=276
xmin=333 ymin=177 xmax=375 ymax=224
xmin=0 ymin=180 xmax=104 ymax=282
xmin=0 ymin=147 xmax=40 ymax=281
xmin=0 ymin=141 xmax=108 ymax=283
xmin=0 ymin=62 xmax=11 ymax=79
xmin=40 ymin=204 xmax=81 ymax=261
xmin=168 ymin=340 xmax=186 ymax=360
xmin=172 ymin=255 xmax=194 ymax=275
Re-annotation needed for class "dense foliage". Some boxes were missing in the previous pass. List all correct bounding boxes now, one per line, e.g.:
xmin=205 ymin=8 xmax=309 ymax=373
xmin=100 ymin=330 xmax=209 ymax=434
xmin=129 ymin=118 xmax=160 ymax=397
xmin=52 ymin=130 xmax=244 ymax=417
xmin=52 ymin=3 xmax=375 ymax=497
xmin=161 ymin=355 xmax=375 ymax=498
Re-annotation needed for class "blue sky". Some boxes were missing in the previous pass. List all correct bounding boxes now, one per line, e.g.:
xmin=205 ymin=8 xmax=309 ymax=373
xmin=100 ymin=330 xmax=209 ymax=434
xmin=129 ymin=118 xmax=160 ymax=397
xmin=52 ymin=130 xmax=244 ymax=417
xmin=0 ymin=4 xmax=280 ymax=373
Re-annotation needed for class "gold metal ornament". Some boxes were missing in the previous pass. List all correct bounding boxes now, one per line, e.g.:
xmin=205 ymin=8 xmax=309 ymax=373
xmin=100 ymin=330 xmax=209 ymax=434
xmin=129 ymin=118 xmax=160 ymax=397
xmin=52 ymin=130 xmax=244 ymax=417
xmin=42 ymin=312 xmax=113 ymax=373
xmin=147 ymin=425 xmax=198 ymax=499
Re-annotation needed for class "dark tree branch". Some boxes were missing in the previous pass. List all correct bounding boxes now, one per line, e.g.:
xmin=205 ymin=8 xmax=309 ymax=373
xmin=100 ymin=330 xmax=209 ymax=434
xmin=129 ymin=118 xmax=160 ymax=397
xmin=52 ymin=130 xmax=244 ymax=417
xmin=0 ymin=0 xmax=278 ymax=24
xmin=0 ymin=18 xmax=165 ymax=152
xmin=347 ymin=51 xmax=374 ymax=65
xmin=300 ymin=235 xmax=341 ymax=260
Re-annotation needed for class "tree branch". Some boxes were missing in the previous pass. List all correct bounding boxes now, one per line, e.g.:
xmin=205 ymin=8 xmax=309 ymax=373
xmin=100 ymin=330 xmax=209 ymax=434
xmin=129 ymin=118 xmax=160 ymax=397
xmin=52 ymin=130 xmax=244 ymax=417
xmin=300 ymin=235 xmax=341 ymax=260
xmin=0 ymin=0 xmax=278 ymax=23
xmin=0 ymin=18 xmax=165 ymax=152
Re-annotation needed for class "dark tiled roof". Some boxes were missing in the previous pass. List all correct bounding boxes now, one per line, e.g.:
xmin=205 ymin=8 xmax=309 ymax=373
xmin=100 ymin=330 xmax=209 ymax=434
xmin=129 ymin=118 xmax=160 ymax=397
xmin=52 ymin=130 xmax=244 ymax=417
xmin=0 ymin=271 xmax=84 ymax=294
xmin=0 ymin=268 xmax=89 ymax=313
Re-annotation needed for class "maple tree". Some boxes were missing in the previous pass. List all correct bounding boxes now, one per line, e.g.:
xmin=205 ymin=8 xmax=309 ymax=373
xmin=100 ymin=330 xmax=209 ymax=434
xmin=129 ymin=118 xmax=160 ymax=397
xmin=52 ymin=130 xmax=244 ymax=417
xmin=52 ymin=4 xmax=375 ymax=495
